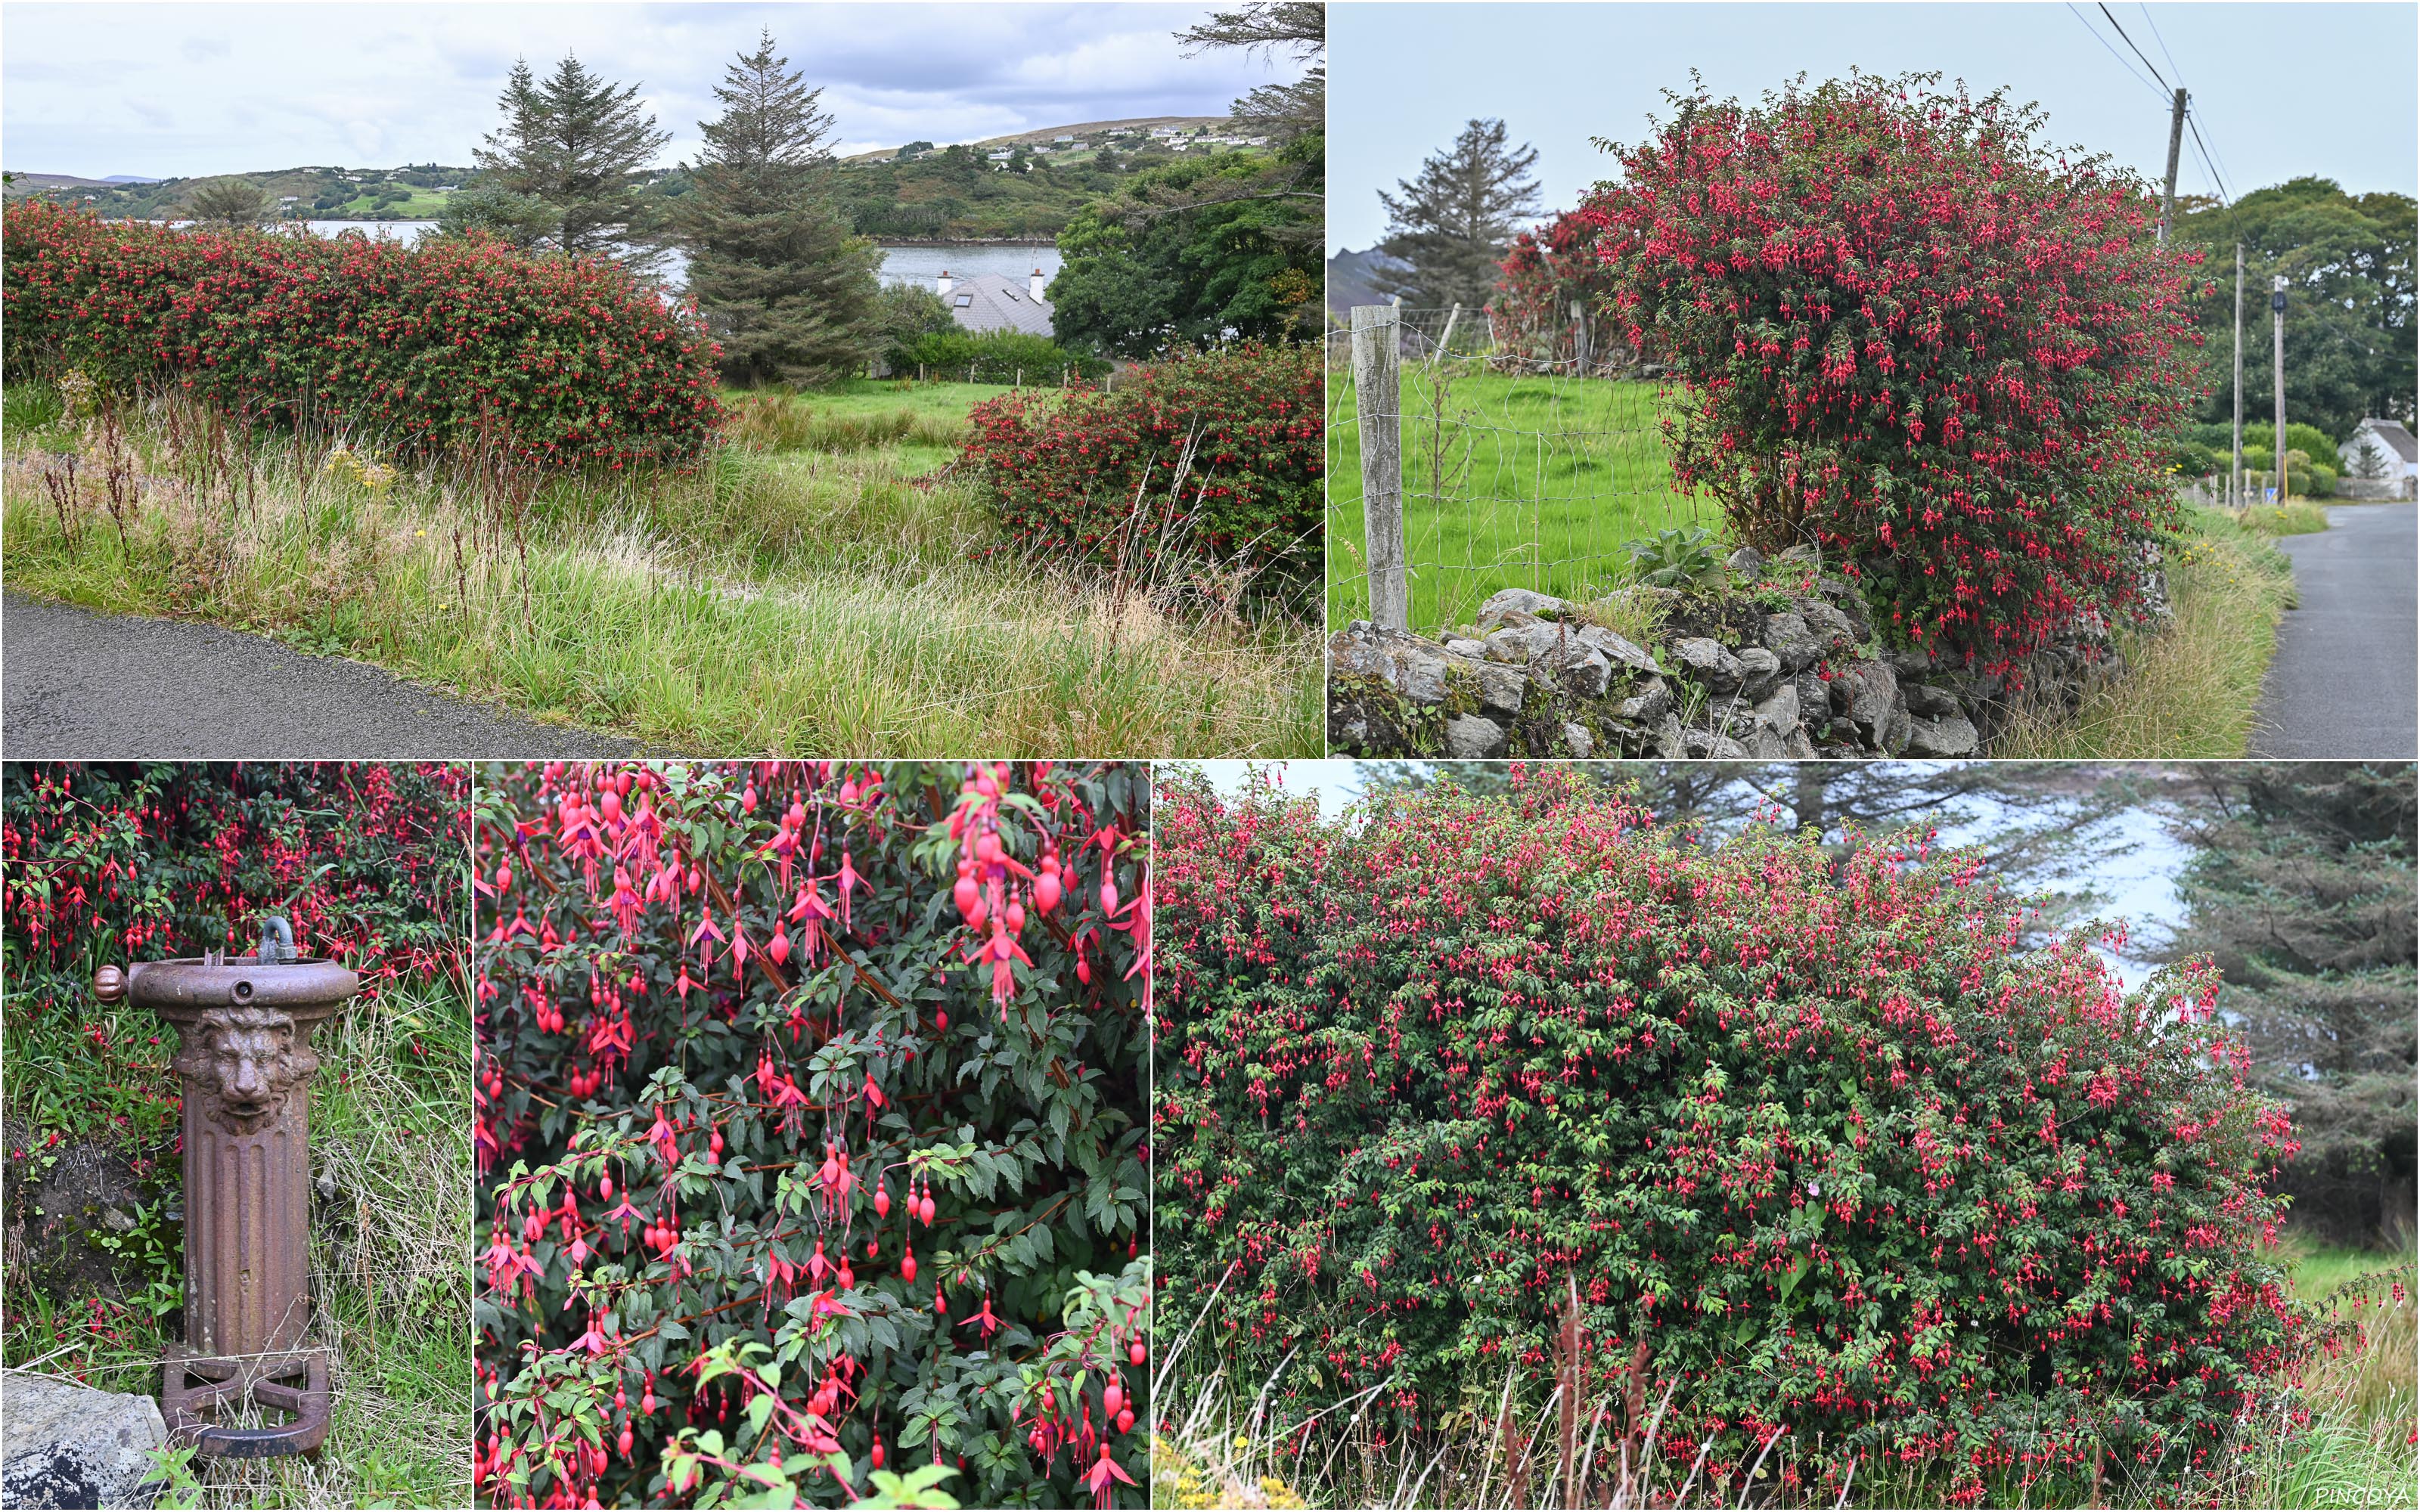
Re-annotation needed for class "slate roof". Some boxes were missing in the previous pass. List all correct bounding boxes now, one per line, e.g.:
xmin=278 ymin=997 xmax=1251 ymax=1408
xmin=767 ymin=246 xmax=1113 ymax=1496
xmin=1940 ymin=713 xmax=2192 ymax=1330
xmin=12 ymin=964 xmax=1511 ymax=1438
xmin=2353 ymin=418 xmax=2418 ymax=463
xmin=945 ymin=273 xmax=1053 ymax=338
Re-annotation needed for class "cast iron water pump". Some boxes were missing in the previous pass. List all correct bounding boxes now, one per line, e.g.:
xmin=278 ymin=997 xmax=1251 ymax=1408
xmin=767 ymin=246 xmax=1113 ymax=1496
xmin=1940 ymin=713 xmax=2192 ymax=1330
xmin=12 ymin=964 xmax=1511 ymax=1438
xmin=94 ymin=916 xmax=354 ymax=1457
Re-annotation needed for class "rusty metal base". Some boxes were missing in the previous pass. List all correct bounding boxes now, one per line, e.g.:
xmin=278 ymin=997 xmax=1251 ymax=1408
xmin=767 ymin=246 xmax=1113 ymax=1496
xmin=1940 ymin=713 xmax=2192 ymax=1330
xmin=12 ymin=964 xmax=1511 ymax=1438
xmin=162 ymin=1343 xmax=331 ymax=1458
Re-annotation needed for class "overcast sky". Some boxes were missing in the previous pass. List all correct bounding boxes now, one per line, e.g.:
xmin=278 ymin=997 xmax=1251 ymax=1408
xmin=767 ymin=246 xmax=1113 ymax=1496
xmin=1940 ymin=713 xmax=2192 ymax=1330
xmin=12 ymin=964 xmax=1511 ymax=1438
xmin=1332 ymin=2 xmax=2418 ymax=253
xmin=2 ymin=2 xmax=1286 ymax=178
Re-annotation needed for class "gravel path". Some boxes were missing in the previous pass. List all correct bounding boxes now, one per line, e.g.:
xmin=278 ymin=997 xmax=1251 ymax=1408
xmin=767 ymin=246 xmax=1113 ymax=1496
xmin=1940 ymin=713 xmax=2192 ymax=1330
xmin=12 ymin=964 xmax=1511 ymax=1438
xmin=2248 ymin=503 xmax=2416 ymax=758
xmin=3 ymin=591 xmax=648 ymax=758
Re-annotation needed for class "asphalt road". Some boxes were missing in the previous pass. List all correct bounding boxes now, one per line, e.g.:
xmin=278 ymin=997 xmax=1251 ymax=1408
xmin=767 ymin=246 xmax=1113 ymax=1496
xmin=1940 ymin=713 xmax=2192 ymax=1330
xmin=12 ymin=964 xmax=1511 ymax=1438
xmin=2248 ymin=503 xmax=2417 ymax=759
xmin=3 ymin=591 xmax=647 ymax=758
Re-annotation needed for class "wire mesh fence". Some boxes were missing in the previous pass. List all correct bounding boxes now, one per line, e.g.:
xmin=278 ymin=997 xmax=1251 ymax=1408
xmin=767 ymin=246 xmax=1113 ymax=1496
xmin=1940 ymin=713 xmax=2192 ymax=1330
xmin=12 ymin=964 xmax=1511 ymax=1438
xmin=1326 ymin=302 xmax=1716 ymax=637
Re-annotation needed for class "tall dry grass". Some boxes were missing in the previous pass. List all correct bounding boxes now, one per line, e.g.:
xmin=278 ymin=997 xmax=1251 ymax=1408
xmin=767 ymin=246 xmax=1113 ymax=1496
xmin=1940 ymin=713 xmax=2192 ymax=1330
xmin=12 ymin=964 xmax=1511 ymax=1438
xmin=0 ymin=381 xmax=1320 ymax=755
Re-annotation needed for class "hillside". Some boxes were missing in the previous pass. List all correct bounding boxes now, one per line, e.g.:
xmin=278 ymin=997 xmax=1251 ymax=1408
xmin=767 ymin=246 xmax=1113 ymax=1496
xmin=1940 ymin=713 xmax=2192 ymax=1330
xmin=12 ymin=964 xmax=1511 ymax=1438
xmin=5 ymin=116 xmax=1267 ymax=241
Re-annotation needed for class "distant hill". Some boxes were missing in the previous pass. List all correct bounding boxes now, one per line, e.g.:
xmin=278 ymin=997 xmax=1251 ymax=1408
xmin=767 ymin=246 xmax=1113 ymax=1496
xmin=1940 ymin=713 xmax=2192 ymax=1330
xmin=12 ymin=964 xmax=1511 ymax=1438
xmin=1327 ymin=246 xmax=1410 ymax=324
xmin=4 ymin=122 xmax=1267 ymax=243
xmin=842 ymin=116 xmax=1237 ymax=163
xmin=5 ymin=163 xmax=473 ymax=221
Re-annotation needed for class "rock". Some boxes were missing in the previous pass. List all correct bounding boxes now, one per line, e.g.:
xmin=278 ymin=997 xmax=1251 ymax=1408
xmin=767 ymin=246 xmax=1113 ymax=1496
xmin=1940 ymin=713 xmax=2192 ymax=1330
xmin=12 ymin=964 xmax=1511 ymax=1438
xmin=1571 ymin=624 xmax=1664 ymax=676
xmin=1742 ymin=724 xmax=1790 ymax=758
xmin=1775 ymin=543 xmax=1823 ymax=568
xmin=1725 ymin=545 xmax=1765 ymax=580
xmin=1330 ymin=623 xmax=1521 ymax=714
xmin=1888 ymin=647 xmax=1936 ymax=677
xmin=1834 ymin=659 xmax=1900 ymax=742
xmin=1442 ymin=637 xmax=1488 ymax=660
xmin=1880 ymin=701 xmax=1913 ymax=756
xmin=1471 ymin=661 xmax=1530 ymax=717
xmin=1781 ymin=726 xmax=1820 ymax=759
xmin=1903 ymin=682 xmax=1963 ymax=720
xmin=1761 ymin=612 xmax=1822 ymax=672
xmin=2 ymin=1374 xmax=166 ymax=1510
xmin=1475 ymin=587 xmax=1573 ymax=627
xmin=1614 ymin=680 xmax=1673 ymax=726
xmin=1904 ymin=710 xmax=1981 ymax=757
xmin=1682 ymin=728 xmax=1751 ymax=758
xmin=1482 ymin=622 xmax=1556 ymax=664
xmin=1736 ymin=646 xmax=1784 ymax=702
xmin=1555 ymin=648 xmax=1613 ymax=699
xmin=1443 ymin=714 xmax=1509 ymax=759
xmin=1797 ymin=600 xmax=1857 ymax=656
xmin=1652 ymin=714 xmax=1687 ymax=758
xmin=1561 ymin=722 xmax=1596 ymax=758
xmin=1753 ymin=682 xmax=1801 ymax=735
xmin=1668 ymin=637 xmax=1745 ymax=692
xmin=1333 ymin=712 xmax=1369 ymax=750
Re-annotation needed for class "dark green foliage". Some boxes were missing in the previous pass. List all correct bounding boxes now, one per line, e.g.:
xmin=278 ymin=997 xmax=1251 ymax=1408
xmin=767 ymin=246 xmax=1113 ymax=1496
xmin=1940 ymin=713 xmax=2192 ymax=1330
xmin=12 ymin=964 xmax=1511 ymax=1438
xmin=895 ymin=327 xmax=1105 ymax=386
xmin=182 ymin=178 xmax=269 ymax=226
xmin=435 ymin=184 xmax=562 ymax=249
xmin=472 ymin=761 xmax=1150 ymax=1507
xmin=1156 ymin=766 xmax=2318 ymax=1507
xmin=2178 ymin=180 xmax=2416 ymax=438
xmin=1371 ymin=117 xmax=1542 ymax=309
xmin=2163 ymin=764 xmax=2418 ymax=1247
xmin=676 ymin=31 xmax=883 ymax=388
xmin=475 ymin=54 xmax=672 ymax=265
xmin=870 ymin=284 xmax=957 ymax=376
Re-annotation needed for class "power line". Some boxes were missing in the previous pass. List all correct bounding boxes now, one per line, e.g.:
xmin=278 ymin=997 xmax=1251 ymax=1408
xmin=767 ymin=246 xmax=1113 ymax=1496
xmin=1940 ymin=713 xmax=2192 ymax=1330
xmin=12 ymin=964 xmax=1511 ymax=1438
xmin=2097 ymin=3 xmax=2176 ymax=95
xmin=2137 ymin=4 xmax=2188 ymax=93
xmin=2186 ymin=113 xmax=2232 ymax=206
xmin=2065 ymin=3 xmax=2169 ymax=102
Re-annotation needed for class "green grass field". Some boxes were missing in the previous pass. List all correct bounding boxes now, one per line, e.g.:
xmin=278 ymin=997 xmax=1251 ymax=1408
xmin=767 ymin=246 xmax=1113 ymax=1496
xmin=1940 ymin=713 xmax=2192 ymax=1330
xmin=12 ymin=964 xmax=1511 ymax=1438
xmin=1 ymin=378 xmax=1320 ymax=756
xmin=1326 ymin=362 xmax=1714 ymax=634
xmin=2 ymin=978 xmax=471 ymax=1509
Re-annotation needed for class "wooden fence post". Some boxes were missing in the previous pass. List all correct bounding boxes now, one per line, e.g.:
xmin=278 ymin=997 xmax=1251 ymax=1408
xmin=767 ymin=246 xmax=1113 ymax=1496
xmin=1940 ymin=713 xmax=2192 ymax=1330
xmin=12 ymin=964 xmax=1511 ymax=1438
xmin=1352 ymin=303 xmax=1410 ymax=634
xmin=1432 ymin=302 xmax=1463 ymax=367
xmin=1571 ymin=298 xmax=1590 ymax=373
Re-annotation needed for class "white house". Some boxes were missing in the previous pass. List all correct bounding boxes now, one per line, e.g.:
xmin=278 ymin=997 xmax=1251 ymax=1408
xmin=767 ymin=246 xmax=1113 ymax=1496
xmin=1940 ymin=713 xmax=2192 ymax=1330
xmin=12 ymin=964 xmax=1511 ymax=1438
xmin=2339 ymin=418 xmax=2418 ymax=494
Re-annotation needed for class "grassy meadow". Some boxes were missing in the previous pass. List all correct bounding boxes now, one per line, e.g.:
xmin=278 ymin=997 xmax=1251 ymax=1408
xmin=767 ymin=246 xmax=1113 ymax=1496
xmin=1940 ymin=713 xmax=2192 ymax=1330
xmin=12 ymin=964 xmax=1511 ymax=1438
xmin=2 ymin=978 xmax=472 ymax=1509
xmin=0 ymin=376 xmax=1322 ymax=755
xmin=1326 ymin=362 xmax=1714 ymax=634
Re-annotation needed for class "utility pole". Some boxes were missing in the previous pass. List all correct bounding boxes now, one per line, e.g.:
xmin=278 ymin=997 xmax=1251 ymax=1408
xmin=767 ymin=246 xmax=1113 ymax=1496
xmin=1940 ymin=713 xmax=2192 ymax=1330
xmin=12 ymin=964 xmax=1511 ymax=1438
xmin=2272 ymin=274 xmax=2288 ymax=500
xmin=2159 ymin=88 xmax=2187 ymax=243
xmin=2232 ymin=243 xmax=2245 ymax=509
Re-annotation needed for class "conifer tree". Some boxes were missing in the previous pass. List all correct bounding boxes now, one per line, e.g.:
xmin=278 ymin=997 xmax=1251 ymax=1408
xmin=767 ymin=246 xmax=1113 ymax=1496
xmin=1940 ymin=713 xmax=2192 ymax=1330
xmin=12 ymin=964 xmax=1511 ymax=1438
xmin=675 ymin=29 xmax=881 ymax=386
xmin=2164 ymin=762 xmax=2418 ymax=1244
xmin=1373 ymin=118 xmax=1541 ymax=308
xmin=474 ymin=53 xmax=671 ymax=266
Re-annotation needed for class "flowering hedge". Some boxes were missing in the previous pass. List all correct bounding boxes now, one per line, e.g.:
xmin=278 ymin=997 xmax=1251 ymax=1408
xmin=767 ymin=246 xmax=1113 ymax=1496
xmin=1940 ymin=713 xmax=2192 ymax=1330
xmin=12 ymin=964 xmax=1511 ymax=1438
xmin=1154 ymin=767 xmax=2315 ymax=1507
xmin=1491 ymin=200 xmax=1624 ymax=364
xmin=2 ymin=761 xmax=468 ymax=1008
xmin=957 ymin=342 xmax=1321 ymax=598
xmin=473 ymin=761 xmax=1151 ymax=1509
xmin=1586 ymin=76 xmax=2204 ymax=676
xmin=2 ymin=202 xmax=724 ymax=469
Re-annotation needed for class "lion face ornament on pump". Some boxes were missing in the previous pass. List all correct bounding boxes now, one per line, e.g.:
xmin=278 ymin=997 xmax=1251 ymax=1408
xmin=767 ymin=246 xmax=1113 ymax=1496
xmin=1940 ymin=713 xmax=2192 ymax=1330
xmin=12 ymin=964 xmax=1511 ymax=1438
xmin=95 ymin=916 xmax=353 ymax=1458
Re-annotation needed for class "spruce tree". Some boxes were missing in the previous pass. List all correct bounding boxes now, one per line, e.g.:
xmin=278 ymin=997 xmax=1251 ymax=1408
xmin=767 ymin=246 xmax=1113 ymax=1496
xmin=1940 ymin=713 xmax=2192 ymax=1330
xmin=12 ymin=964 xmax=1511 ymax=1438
xmin=2163 ymin=762 xmax=2418 ymax=1245
xmin=1373 ymin=118 xmax=1541 ymax=309
xmin=473 ymin=53 xmax=671 ymax=266
xmin=675 ymin=29 xmax=881 ymax=386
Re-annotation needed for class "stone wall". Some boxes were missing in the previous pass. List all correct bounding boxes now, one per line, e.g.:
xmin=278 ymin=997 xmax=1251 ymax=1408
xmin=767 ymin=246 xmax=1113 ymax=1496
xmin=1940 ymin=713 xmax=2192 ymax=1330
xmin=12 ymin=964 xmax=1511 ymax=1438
xmin=1329 ymin=547 xmax=2145 ymax=760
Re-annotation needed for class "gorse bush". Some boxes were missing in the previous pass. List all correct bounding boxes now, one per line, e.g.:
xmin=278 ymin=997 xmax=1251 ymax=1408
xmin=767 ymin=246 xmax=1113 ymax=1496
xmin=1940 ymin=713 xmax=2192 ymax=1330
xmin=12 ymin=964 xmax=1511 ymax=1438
xmin=1154 ymin=767 xmax=2318 ymax=1508
xmin=473 ymin=761 xmax=1151 ymax=1509
xmin=2 ymin=202 xmax=724 ymax=469
xmin=1588 ymin=75 xmax=2204 ymax=678
xmin=958 ymin=342 xmax=1322 ymax=600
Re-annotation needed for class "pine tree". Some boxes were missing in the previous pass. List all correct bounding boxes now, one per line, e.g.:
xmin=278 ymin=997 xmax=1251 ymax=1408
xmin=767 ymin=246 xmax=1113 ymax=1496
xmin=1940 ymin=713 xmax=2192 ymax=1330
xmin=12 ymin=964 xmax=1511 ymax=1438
xmin=2162 ymin=762 xmax=2418 ymax=1245
xmin=1373 ymin=118 xmax=1541 ymax=309
xmin=473 ymin=53 xmax=671 ymax=266
xmin=675 ymin=30 xmax=881 ymax=386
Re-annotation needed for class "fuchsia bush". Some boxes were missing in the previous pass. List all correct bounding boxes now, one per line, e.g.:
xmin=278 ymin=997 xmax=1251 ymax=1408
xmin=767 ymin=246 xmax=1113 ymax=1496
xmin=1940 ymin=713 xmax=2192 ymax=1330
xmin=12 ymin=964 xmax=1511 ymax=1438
xmin=2 ymin=202 xmax=723 ymax=468
xmin=1575 ymin=75 xmax=2206 ymax=675
xmin=957 ymin=342 xmax=1322 ymax=600
xmin=1155 ymin=767 xmax=2318 ymax=1507
xmin=473 ymin=761 xmax=1150 ymax=1509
